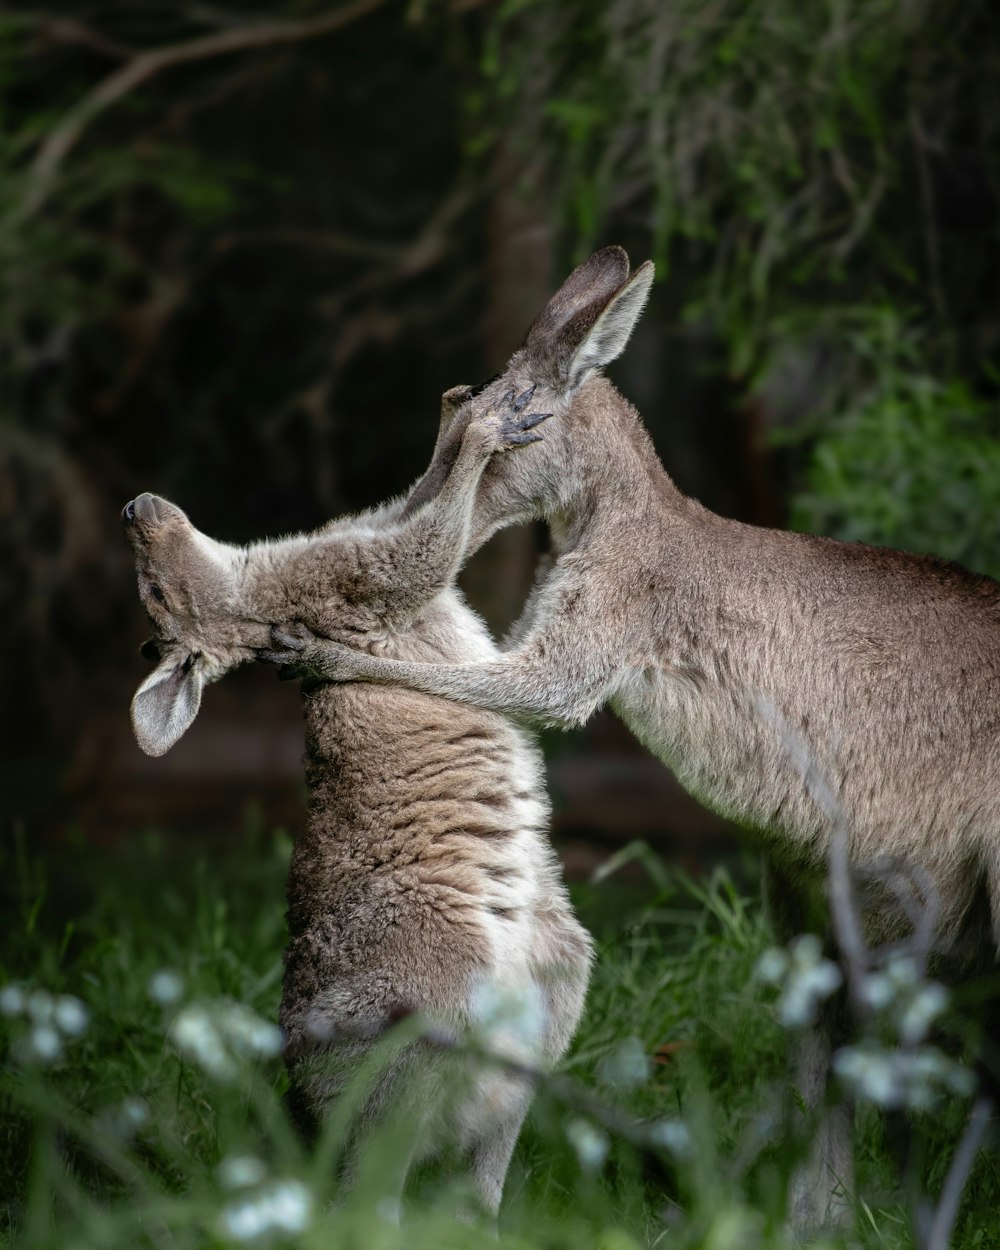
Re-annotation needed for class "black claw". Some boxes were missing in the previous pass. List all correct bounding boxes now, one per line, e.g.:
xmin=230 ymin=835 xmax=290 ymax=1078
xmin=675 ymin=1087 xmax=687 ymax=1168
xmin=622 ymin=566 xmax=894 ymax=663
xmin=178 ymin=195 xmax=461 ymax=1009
xmin=498 ymin=387 xmax=515 ymax=409
xmin=507 ymin=432 xmax=545 ymax=445
xmin=512 ymin=384 xmax=536 ymax=413
xmin=518 ymin=411 xmax=552 ymax=431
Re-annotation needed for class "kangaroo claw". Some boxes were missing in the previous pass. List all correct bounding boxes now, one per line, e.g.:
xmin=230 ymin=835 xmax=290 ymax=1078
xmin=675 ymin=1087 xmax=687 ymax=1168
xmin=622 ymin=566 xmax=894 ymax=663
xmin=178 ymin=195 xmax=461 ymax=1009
xmin=511 ymin=384 xmax=536 ymax=413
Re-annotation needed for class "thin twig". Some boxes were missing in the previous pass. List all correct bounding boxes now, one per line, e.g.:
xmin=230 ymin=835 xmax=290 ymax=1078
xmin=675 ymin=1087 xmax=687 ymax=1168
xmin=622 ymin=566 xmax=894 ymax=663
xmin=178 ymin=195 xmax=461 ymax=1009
xmin=9 ymin=13 xmax=136 ymax=59
xmin=751 ymin=694 xmax=869 ymax=999
xmin=17 ymin=0 xmax=389 ymax=221
xmin=922 ymin=1094 xmax=994 ymax=1250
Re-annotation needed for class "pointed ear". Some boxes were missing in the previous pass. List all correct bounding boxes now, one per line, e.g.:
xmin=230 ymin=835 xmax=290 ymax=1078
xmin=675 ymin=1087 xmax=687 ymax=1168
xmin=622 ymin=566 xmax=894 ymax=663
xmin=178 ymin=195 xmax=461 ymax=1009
xmin=438 ymin=384 xmax=475 ymax=436
xmin=526 ymin=254 xmax=654 ymax=394
xmin=130 ymin=653 xmax=204 ymax=757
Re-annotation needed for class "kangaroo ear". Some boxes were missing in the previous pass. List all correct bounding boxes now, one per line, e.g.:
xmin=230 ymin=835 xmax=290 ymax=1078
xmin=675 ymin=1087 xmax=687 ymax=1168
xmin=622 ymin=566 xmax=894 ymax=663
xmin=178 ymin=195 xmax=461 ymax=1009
xmin=131 ymin=653 xmax=204 ymax=757
xmin=438 ymin=384 xmax=475 ymax=436
xmin=526 ymin=252 xmax=654 ymax=394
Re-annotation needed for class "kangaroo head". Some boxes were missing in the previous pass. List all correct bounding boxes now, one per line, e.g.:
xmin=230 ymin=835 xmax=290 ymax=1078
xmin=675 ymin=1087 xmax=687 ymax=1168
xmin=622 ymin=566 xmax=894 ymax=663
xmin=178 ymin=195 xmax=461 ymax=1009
xmin=123 ymin=492 xmax=250 ymax=757
xmin=432 ymin=247 xmax=655 ymax=540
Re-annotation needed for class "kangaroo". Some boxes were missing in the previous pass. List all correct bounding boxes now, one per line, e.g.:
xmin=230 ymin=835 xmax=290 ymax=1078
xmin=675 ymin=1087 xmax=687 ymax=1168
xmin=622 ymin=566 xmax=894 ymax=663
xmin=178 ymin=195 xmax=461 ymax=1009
xmin=122 ymin=400 xmax=592 ymax=1216
xmin=264 ymin=246 xmax=1000 ymax=1226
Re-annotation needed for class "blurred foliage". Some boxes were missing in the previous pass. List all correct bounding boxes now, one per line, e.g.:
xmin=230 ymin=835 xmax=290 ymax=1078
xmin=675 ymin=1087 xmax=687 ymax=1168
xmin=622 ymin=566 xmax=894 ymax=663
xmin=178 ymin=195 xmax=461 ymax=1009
xmin=1 ymin=829 xmax=996 ymax=1247
xmin=784 ymin=308 xmax=1000 ymax=570
xmin=478 ymin=0 xmax=1000 ymax=568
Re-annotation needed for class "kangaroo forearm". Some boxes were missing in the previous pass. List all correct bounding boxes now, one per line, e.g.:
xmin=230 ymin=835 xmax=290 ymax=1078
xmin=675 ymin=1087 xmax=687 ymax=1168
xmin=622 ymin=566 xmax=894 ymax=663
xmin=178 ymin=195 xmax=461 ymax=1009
xmin=331 ymin=651 xmax=595 ymax=728
xmin=402 ymin=421 xmax=465 ymax=519
xmin=376 ymin=440 xmax=490 ymax=619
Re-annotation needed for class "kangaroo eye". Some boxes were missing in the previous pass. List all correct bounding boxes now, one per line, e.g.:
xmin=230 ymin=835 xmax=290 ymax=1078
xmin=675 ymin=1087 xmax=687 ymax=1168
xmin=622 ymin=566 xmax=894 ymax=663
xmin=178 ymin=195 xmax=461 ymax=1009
xmin=150 ymin=584 xmax=166 ymax=605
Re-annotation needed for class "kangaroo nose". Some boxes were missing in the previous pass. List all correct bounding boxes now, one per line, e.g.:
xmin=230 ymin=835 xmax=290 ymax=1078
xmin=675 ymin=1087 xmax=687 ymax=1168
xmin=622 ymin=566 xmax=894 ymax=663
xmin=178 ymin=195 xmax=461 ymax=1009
xmin=131 ymin=493 xmax=161 ymax=524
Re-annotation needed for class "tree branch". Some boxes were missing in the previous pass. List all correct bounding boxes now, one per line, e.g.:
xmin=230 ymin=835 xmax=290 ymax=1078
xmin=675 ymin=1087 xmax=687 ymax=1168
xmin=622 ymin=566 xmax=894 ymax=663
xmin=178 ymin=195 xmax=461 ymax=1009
xmin=18 ymin=0 xmax=389 ymax=221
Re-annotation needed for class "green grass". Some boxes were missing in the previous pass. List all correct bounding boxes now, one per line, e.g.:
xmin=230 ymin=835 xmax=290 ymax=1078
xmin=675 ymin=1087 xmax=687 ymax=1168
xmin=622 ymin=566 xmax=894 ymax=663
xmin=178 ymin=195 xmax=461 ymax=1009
xmin=0 ymin=824 xmax=996 ymax=1249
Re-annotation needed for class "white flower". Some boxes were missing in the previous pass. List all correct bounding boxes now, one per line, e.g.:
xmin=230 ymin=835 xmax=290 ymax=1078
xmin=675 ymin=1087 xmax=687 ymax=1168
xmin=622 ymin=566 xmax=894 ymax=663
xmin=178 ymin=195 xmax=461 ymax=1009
xmin=217 ymin=1180 xmax=313 ymax=1242
xmin=754 ymin=948 xmax=788 ymax=985
xmin=219 ymin=1196 xmax=267 ymax=1242
xmin=148 ymin=970 xmax=185 ymax=1006
xmin=598 ymin=1036 xmax=652 ymax=1089
xmin=220 ymin=1003 xmax=283 ymax=1059
xmin=857 ymin=972 xmax=895 ymax=1011
xmin=788 ymin=933 xmax=824 ymax=969
xmin=884 ymin=954 xmax=920 ymax=990
xmin=169 ymin=1001 xmax=282 ymax=1080
xmin=834 ymin=1044 xmax=898 ymax=1106
xmin=0 ymin=985 xmax=26 ymax=1017
xmin=648 ymin=1118 xmax=691 ymax=1157
xmin=54 ymin=996 xmax=89 ymax=1037
xmin=834 ymin=1042 xmax=974 ymax=1111
xmin=377 ymin=1197 xmax=402 ymax=1224
xmin=897 ymin=982 xmax=948 ymax=1045
xmin=170 ymin=1005 xmax=234 ymax=1080
xmin=217 ymin=1155 xmax=268 ymax=1191
xmin=28 ymin=1024 xmax=62 ymax=1063
xmin=469 ymin=979 xmax=545 ymax=1059
xmin=262 ymin=1180 xmax=312 ymax=1233
xmin=778 ymin=952 xmax=842 ymax=1028
xmin=566 ymin=1117 xmax=609 ymax=1171
xmin=119 ymin=1098 xmax=150 ymax=1132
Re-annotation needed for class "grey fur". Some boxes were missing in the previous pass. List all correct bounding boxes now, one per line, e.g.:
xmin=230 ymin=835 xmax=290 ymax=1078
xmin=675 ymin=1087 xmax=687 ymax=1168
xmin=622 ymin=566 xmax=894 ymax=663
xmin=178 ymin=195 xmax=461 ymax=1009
xmin=123 ymin=408 xmax=592 ymax=1214
xmin=275 ymin=246 xmax=1000 ymax=1226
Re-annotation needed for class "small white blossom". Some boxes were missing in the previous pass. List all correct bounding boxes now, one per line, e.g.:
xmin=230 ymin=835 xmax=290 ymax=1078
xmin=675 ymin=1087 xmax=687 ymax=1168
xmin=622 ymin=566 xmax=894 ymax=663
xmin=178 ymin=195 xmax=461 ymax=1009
xmin=469 ymin=979 xmax=545 ymax=1059
xmin=218 ymin=1180 xmax=313 ymax=1242
xmin=377 ymin=1197 xmax=402 ymax=1224
xmin=219 ymin=1196 xmax=267 ymax=1242
xmin=566 ymin=1117 xmax=609 ymax=1171
xmin=885 ymin=954 xmax=920 ymax=989
xmin=0 ymin=985 xmax=26 ymax=1017
xmin=648 ymin=1118 xmax=691 ymax=1157
xmin=897 ymin=982 xmax=949 ymax=1045
xmin=28 ymin=1024 xmax=62 ymax=1063
xmin=598 ymin=1036 xmax=652 ymax=1089
xmin=834 ymin=1042 xmax=974 ymax=1111
xmin=835 ymin=1044 xmax=898 ymax=1106
xmin=169 ymin=1001 xmax=282 ymax=1080
xmin=119 ymin=1098 xmax=150 ymax=1132
xmin=221 ymin=1004 xmax=283 ymax=1059
xmin=217 ymin=1155 xmax=267 ymax=1191
xmin=54 ymin=996 xmax=89 ymax=1037
xmin=262 ymin=1180 xmax=312 ymax=1233
xmin=754 ymin=948 xmax=788 ymax=985
xmin=148 ymin=970 xmax=185 ymax=1006
xmin=170 ymin=1005 xmax=233 ymax=1079
xmin=774 ymin=936 xmax=842 ymax=1028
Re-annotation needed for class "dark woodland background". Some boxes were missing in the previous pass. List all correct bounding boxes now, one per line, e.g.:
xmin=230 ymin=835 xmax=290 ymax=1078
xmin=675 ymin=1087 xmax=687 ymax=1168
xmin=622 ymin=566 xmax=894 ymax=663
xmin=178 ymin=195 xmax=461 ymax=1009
xmin=2 ymin=0 xmax=999 ymax=863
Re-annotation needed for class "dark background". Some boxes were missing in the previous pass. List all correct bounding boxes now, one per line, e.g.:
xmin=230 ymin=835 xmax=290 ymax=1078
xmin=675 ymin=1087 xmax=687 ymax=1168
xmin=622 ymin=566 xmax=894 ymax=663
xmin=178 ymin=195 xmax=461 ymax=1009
xmin=2 ymin=1 xmax=998 ymax=866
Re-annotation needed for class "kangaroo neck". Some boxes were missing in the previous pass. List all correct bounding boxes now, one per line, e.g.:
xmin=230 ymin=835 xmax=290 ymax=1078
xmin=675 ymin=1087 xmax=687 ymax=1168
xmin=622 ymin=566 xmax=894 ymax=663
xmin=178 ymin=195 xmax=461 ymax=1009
xmin=550 ymin=378 xmax=686 ymax=555
xmin=234 ymin=536 xmax=314 ymax=631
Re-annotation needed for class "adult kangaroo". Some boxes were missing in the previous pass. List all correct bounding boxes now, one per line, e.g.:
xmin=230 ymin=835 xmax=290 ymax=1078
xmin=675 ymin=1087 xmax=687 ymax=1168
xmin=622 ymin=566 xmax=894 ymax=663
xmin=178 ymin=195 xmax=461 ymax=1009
xmin=266 ymin=245 xmax=1000 ymax=1226
xmin=123 ymin=399 xmax=591 ymax=1217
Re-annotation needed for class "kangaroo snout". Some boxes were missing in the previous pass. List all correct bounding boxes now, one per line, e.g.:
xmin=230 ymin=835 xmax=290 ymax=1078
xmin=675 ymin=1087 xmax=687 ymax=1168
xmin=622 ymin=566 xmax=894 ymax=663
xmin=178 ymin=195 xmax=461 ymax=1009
xmin=123 ymin=492 xmax=167 ymax=526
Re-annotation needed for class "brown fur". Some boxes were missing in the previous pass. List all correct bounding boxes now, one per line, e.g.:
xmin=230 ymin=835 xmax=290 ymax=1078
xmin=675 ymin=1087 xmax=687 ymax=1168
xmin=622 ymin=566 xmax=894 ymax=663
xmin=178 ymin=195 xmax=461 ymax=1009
xmin=274 ymin=247 xmax=1000 ymax=1227
xmin=122 ymin=421 xmax=592 ymax=1214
